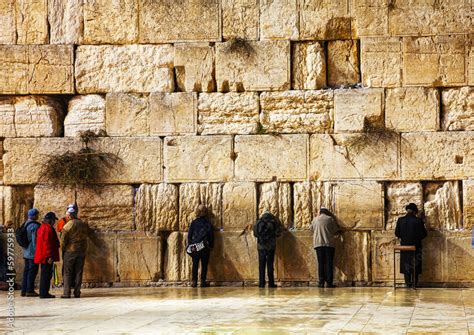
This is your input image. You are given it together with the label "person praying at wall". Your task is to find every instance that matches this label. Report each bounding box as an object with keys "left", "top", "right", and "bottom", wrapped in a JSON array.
[{"left": 395, "top": 203, "right": 427, "bottom": 288}]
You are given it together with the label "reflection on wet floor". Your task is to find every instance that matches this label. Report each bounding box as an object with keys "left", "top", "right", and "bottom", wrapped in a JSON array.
[{"left": 2, "top": 287, "right": 474, "bottom": 334}]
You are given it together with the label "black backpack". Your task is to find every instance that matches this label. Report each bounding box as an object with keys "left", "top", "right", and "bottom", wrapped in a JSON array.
[
  {"left": 15, "top": 221, "right": 38, "bottom": 248},
  {"left": 257, "top": 218, "right": 274, "bottom": 243}
]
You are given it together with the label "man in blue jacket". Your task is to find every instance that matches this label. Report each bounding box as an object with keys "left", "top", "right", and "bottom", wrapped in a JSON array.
[{"left": 21, "top": 208, "right": 41, "bottom": 297}]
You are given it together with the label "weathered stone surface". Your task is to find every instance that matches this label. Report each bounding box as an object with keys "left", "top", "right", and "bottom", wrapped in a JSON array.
[
  {"left": 401, "top": 132, "right": 474, "bottom": 180},
  {"left": 198, "top": 93, "right": 259, "bottom": 135},
  {"left": 75, "top": 45, "right": 174, "bottom": 93},
  {"left": 260, "top": 0, "right": 299, "bottom": 40},
  {"left": 260, "top": 91, "right": 333, "bottom": 134},
  {"left": 0, "top": 45, "right": 74, "bottom": 94},
  {"left": 334, "top": 231, "right": 369, "bottom": 282},
  {"left": 48, "top": 0, "right": 83, "bottom": 44},
  {"left": 276, "top": 231, "right": 316, "bottom": 281},
  {"left": 34, "top": 184, "right": 135, "bottom": 231},
  {"left": 165, "top": 232, "right": 191, "bottom": 281},
  {"left": 403, "top": 35, "right": 467, "bottom": 87},
  {"left": 0, "top": 0, "right": 15, "bottom": 44},
  {"left": 15, "top": 0, "right": 49, "bottom": 44},
  {"left": 464, "top": 180, "right": 474, "bottom": 230},
  {"left": 334, "top": 181, "right": 384, "bottom": 230},
  {"left": 299, "top": 0, "right": 351, "bottom": 40},
  {"left": 83, "top": 0, "right": 137, "bottom": 44},
  {"left": 208, "top": 232, "right": 259, "bottom": 281},
  {"left": 386, "top": 182, "right": 423, "bottom": 230},
  {"left": 386, "top": 88, "right": 439, "bottom": 132},
  {"left": 117, "top": 235, "right": 162, "bottom": 281},
  {"left": 0, "top": 96, "right": 63, "bottom": 137},
  {"left": 83, "top": 233, "right": 116, "bottom": 283},
  {"left": 292, "top": 42, "right": 326, "bottom": 90},
  {"left": 389, "top": 0, "right": 472, "bottom": 36},
  {"left": 105, "top": 93, "right": 148, "bottom": 136},
  {"left": 216, "top": 40, "right": 290, "bottom": 92},
  {"left": 222, "top": 182, "right": 257, "bottom": 231},
  {"left": 3, "top": 186, "right": 33, "bottom": 227},
  {"left": 351, "top": 0, "right": 388, "bottom": 37},
  {"left": 469, "top": 45, "right": 474, "bottom": 85},
  {"left": 135, "top": 183, "right": 179, "bottom": 233},
  {"left": 65, "top": 95, "right": 105, "bottom": 137},
  {"left": 293, "top": 181, "right": 334, "bottom": 230},
  {"left": 445, "top": 232, "right": 474, "bottom": 282},
  {"left": 361, "top": 37, "right": 402, "bottom": 87},
  {"left": 310, "top": 133, "right": 399, "bottom": 180},
  {"left": 175, "top": 43, "right": 215, "bottom": 92},
  {"left": 441, "top": 87, "right": 474, "bottom": 131},
  {"left": 334, "top": 88, "right": 384, "bottom": 132},
  {"left": 235, "top": 135, "right": 308, "bottom": 181},
  {"left": 179, "top": 183, "right": 223, "bottom": 231},
  {"left": 164, "top": 136, "right": 233, "bottom": 182},
  {"left": 139, "top": 0, "right": 220, "bottom": 43},
  {"left": 257, "top": 182, "right": 292, "bottom": 229},
  {"left": 328, "top": 40, "right": 360, "bottom": 87},
  {"left": 222, "top": 0, "right": 259, "bottom": 40},
  {"left": 4, "top": 137, "right": 162, "bottom": 184},
  {"left": 424, "top": 182, "right": 462, "bottom": 231}
]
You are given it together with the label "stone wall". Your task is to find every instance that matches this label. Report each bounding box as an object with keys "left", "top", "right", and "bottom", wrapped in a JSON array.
[{"left": 0, "top": 0, "right": 473, "bottom": 287}]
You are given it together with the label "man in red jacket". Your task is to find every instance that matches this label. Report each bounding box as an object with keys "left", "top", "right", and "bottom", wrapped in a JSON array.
[{"left": 34, "top": 212, "right": 60, "bottom": 299}]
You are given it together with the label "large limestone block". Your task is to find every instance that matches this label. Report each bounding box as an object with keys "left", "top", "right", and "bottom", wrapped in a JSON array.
[
  {"left": 386, "top": 182, "right": 423, "bottom": 230},
  {"left": 0, "top": 45, "right": 74, "bottom": 94},
  {"left": 222, "top": 182, "right": 257, "bottom": 231},
  {"left": 3, "top": 186, "right": 34, "bottom": 227},
  {"left": 334, "top": 88, "right": 384, "bottom": 132},
  {"left": 105, "top": 93, "right": 148, "bottom": 136},
  {"left": 117, "top": 235, "right": 162, "bottom": 281},
  {"left": 401, "top": 132, "right": 474, "bottom": 180},
  {"left": 403, "top": 35, "right": 467, "bottom": 87},
  {"left": 389, "top": 0, "right": 472, "bottom": 36},
  {"left": 260, "top": 0, "right": 299, "bottom": 40},
  {"left": 424, "top": 182, "right": 462, "bottom": 231},
  {"left": 75, "top": 45, "right": 174, "bottom": 93},
  {"left": 135, "top": 183, "right": 179, "bottom": 233},
  {"left": 360, "top": 37, "right": 402, "bottom": 87},
  {"left": 216, "top": 40, "right": 290, "bottom": 92},
  {"left": 222, "top": 0, "right": 259, "bottom": 40},
  {"left": 464, "top": 180, "right": 474, "bottom": 230},
  {"left": 83, "top": 0, "right": 138, "bottom": 44},
  {"left": 4, "top": 137, "right": 162, "bottom": 184},
  {"left": 299, "top": 0, "right": 351, "bottom": 40},
  {"left": 386, "top": 88, "right": 439, "bottom": 132},
  {"left": 0, "top": 96, "right": 63, "bottom": 137},
  {"left": 34, "top": 184, "right": 135, "bottom": 231},
  {"left": 327, "top": 40, "right": 360, "bottom": 87},
  {"left": 165, "top": 232, "right": 191, "bottom": 281},
  {"left": 15, "top": 0, "right": 49, "bottom": 44},
  {"left": 0, "top": 0, "right": 16, "bottom": 43},
  {"left": 83, "top": 233, "right": 116, "bottom": 283},
  {"left": 235, "top": 135, "right": 308, "bottom": 181},
  {"left": 260, "top": 91, "right": 333, "bottom": 134},
  {"left": 139, "top": 0, "right": 221, "bottom": 43},
  {"left": 292, "top": 42, "right": 326, "bottom": 90},
  {"left": 198, "top": 93, "right": 259, "bottom": 135},
  {"left": 276, "top": 231, "right": 317, "bottom": 281},
  {"left": 178, "top": 183, "right": 223, "bottom": 231},
  {"left": 207, "top": 232, "right": 259, "bottom": 281},
  {"left": 335, "top": 231, "right": 369, "bottom": 283},
  {"left": 164, "top": 136, "right": 233, "bottom": 182},
  {"left": 174, "top": 43, "right": 215, "bottom": 92},
  {"left": 445, "top": 232, "right": 474, "bottom": 282},
  {"left": 48, "top": 0, "right": 83, "bottom": 44},
  {"left": 65, "top": 95, "right": 105, "bottom": 137},
  {"left": 334, "top": 182, "right": 384, "bottom": 230},
  {"left": 469, "top": 46, "right": 474, "bottom": 85},
  {"left": 441, "top": 87, "right": 474, "bottom": 131},
  {"left": 310, "top": 133, "right": 399, "bottom": 180},
  {"left": 258, "top": 182, "right": 292, "bottom": 229},
  {"left": 293, "top": 181, "right": 334, "bottom": 230},
  {"left": 351, "top": 0, "right": 388, "bottom": 37}
]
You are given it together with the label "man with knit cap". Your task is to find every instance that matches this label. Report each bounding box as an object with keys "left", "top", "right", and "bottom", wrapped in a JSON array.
[{"left": 21, "top": 208, "right": 41, "bottom": 297}]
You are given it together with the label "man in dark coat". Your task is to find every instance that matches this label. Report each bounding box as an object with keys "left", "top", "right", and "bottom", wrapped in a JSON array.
[
  {"left": 253, "top": 211, "right": 282, "bottom": 288},
  {"left": 395, "top": 203, "right": 427, "bottom": 288}
]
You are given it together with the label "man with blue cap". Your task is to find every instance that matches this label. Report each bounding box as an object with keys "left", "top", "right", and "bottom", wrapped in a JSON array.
[{"left": 21, "top": 208, "right": 41, "bottom": 297}]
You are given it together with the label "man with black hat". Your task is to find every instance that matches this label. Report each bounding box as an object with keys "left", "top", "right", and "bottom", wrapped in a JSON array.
[
  {"left": 34, "top": 212, "right": 60, "bottom": 298},
  {"left": 395, "top": 203, "right": 428, "bottom": 288}
]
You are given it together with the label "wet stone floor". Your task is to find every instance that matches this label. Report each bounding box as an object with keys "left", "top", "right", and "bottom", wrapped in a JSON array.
[{"left": 2, "top": 287, "right": 474, "bottom": 334}]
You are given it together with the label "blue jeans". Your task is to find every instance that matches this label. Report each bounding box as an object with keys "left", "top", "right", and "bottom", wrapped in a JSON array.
[{"left": 22, "top": 258, "right": 38, "bottom": 294}]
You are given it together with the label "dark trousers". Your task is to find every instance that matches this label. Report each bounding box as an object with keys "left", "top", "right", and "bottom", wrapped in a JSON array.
[
  {"left": 63, "top": 252, "right": 86, "bottom": 297},
  {"left": 404, "top": 272, "right": 420, "bottom": 287},
  {"left": 315, "top": 247, "right": 335, "bottom": 285},
  {"left": 22, "top": 258, "right": 39, "bottom": 294},
  {"left": 192, "top": 249, "right": 210, "bottom": 284},
  {"left": 258, "top": 249, "right": 275, "bottom": 287},
  {"left": 39, "top": 263, "right": 53, "bottom": 297}
]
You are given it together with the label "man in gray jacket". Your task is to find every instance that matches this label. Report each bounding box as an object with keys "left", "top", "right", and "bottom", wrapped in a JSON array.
[{"left": 311, "top": 208, "right": 339, "bottom": 288}]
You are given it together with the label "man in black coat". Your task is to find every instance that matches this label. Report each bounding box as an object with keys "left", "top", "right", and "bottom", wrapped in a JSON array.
[{"left": 395, "top": 203, "right": 427, "bottom": 288}]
